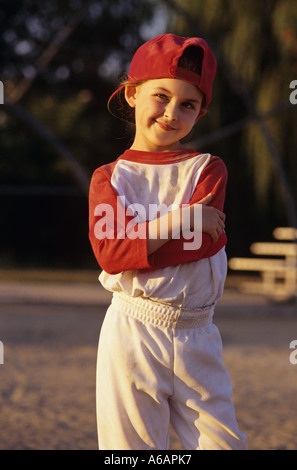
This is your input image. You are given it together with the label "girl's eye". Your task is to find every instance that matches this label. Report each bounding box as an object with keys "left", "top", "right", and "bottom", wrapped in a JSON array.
[
  {"left": 182, "top": 101, "right": 194, "bottom": 110},
  {"left": 156, "top": 94, "right": 168, "bottom": 100}
]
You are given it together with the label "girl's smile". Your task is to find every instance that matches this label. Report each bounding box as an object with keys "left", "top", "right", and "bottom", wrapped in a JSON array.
[{"left": 155, "top": 119, "right": 177, "bottom": 132}]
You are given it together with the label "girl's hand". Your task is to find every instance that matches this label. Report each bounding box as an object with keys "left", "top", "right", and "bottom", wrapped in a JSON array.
[{"left": 191, "top": 193, "right": 226, "bottom": 243}]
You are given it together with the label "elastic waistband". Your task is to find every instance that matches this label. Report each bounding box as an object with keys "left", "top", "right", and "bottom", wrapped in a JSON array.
[{"left": 112, "top": 292, "right": 214, "bottom": 329}]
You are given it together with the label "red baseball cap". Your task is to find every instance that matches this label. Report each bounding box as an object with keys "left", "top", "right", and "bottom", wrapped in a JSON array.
[{"left": 107, "top": 33, "right": 217, "bottom": 121}]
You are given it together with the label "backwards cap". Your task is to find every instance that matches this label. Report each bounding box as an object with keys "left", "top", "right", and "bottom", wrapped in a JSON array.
[{"left": 108, "top": 33, "right": 217, "bottom": 121}]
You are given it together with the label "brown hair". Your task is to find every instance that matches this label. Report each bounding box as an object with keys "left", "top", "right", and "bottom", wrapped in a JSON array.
[
  {"left": 178, "top": 45, "right": 204, "bottom": 75},
  {"left": 107, "top": 75, "right": 145, "bottom": 124}
]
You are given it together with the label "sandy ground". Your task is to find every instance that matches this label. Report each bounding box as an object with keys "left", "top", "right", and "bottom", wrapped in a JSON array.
[{"left": 0, "top": 275, "right": 296, "bottom": 450}]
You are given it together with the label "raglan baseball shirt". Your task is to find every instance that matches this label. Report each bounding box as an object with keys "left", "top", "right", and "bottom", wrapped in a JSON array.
[{"left": 89, "top": 148, "right": 228, "bottom": 308}]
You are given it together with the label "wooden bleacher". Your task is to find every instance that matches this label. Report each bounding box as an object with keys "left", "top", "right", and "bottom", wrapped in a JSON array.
[{"left": 228, "top": 227, "right": 297, "bottom": 301}]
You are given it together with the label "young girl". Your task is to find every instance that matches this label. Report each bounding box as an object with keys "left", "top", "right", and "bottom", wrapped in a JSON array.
[{"left": 89, "top": 33, "right": 247, "bottom": 450}]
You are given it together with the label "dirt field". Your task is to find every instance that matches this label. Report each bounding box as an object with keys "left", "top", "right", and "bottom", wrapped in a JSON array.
[{"left": 0, "top": 274, "right": 296, "bottom": 450}]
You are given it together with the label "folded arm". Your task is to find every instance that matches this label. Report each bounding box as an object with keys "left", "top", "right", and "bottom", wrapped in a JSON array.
[
  {"left": 89, "top": 157, "right": 227, "bottom": 274},
  {"left": 145, "top": 156, "right": 228, "bottom": 271}
]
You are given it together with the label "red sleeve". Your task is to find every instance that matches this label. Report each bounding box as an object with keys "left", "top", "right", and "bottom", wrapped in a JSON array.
[
  {"left": 89, "top": 163, "right": 152, "bottom": 274},
  {"left": 141, "top": 156, "right": 228, "bottom": 272}
]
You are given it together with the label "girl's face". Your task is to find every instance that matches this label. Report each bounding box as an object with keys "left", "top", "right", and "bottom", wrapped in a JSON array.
[{"left": 125, "top": 78, "right": 203, "bottom": 152}]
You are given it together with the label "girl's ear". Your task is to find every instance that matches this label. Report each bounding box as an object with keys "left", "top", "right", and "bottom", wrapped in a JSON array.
[{"left": 124, "top": 84, "right": 138, "bottom": 108}]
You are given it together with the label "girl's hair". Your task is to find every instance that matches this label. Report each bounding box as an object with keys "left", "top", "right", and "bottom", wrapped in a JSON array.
[
  {"left": 110, "top": 45, "right": 205, "bottom": 124},
  {"left": 178, "top": 45, "right": 204, "bottom": 76},
  {"left": 109, "top": 77, "right": 144, "bottom": 124}
]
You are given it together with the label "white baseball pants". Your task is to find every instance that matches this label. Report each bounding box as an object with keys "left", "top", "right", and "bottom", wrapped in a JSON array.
[{"left": 96, "top": 292, "right": 247, "bottom": 450}]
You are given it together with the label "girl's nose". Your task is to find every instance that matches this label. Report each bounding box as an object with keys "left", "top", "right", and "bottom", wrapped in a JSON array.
[{"left": 164, "top": 101, "right": 178, "bottom": 121}]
